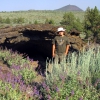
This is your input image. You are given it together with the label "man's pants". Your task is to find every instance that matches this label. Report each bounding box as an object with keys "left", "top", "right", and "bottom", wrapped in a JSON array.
[
  {"left": 47, "top": 53, "right": 66, "bottom": 73},
  {"left": 54, "top": 53, "right": 66, "bottom": 64}
]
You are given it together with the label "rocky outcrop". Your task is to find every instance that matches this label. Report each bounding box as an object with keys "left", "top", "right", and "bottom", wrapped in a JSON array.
[
  {"left": 0, "top": 24, "right": 55, "bottom": 43},
  {"left": 66, "top": 29, "right": 86, "bottom": 51},
  {"left": 0, "top": 24, "right": 86, "bottom": 58}
]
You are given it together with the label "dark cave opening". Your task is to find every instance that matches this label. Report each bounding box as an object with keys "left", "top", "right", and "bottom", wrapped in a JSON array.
[
  {"left": 0, "top": 30, "right": 53, "bottom": 62},
  {"left": 20, "top": 30, "right": 53, "bottom": 61},
  {"left": 15, "top": 41, "right": 52, "bottom": 61}
]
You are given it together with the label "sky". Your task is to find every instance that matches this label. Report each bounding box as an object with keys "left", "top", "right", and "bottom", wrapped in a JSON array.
[{"left": 0, "top": 0, "right": 100, "bottom": 12}]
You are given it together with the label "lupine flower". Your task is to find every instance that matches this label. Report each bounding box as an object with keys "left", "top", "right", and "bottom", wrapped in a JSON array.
[
  {"left": 42, "top": 82, "right": 47, "bottom": 89},
  {"left": 94, "top": 79, "right": 100, "bottom": 87},
  {"left": 19, "top": 84, "right": 26, "bottom": 92},
  {"left": 39, "top": 94, "right": 43, "bottom": 99},
  {"left": 12, "top": 83, "right": 15, "bottom": 89},
  {"left": 56, "top": 87, "right": 60, "bottom": 92},
  {"left": 77, "top": 70, "right": 81, "bottom": 76},
  {"left": 33, "top": 86, "right": 39, "bottom": 96},
  {"left": 26, "top": 85, "right": 33, "bottom": 96},
  {"left": 27, "top": 56, "right": 30, "bottom": 60},
  {"left": 71, "top": 90, "right": 74, "bottom": 96},
  {"left": 79, "top": 96, "right": 83, "bottom": 100},
  {"left": 46, "top": 86, "right": 50, "bottom": 92},
  {"left": 6, "top": 86, "right": 9, "bottom": 91},
  {"left": 18, "top": 74, "right": 22, "bottom": 80},
  {"left": 59, "top": 74, "right": 66, "bottom": 82},
  {"left": 85, "top": 77, "right": 90, "bottom": 86},
  {"left": 47, "top": 94, "right": 51, "bottom": 100},
  {"left": 66, "top": 96, "right": 69, "bottom": 100}
]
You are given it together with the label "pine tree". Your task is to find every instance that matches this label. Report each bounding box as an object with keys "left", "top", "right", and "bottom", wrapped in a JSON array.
[
  {"left": 84, "top": 6, "right": 100, "bottom": 42},
  {"left": 60, "top": 12, "right": 83, "bottom": 33}
]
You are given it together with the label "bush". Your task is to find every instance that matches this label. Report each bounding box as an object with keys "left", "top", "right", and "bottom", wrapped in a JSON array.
[
  {"left": 60, "top": 12, "right": 83, "bottom": 33},
  {"left": 4, "top": 17, "right": 11, "bottom": 24},
  {"left": 34, "top": 20, "right": 38, "bottom": 24},
  {"left": 44, "top": 46, "right": 100, "bottom": 99},
  {"left": 45, "top": 18, "right": 54, "bottom": 24},
  {"left": 84, "top": 6, "right": 100, "bottom": 41},
  {"left": 0, "top": 45, "right": 100, "bottom": 99}
]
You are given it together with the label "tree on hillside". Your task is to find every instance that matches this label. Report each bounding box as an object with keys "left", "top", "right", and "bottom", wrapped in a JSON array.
[
  {"left": 45, "top": 18, "right": 54, "bottom": 25},
  {"left": 84, "top": 6, "right": 100, "bottom": 42},
  {"left": 60, "top": 12, "right": 83, "bottom": 33}
]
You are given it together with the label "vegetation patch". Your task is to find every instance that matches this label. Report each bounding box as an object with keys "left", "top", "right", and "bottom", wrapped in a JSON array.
[{"left": 0, "top": 45, "right": 100, "bottom": 99}]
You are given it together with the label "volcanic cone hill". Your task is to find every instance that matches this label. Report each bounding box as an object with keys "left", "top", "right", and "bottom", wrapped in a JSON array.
[{"left": 55, "top": 4, "right": 83, "bottom": 11}]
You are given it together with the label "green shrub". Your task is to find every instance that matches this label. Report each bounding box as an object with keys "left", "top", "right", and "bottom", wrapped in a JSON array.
[
  {"left": 60, "top": 12, "right": 83, "bottom": 32},
  {"left": 45, "top": 18, "right": 54, "bottom": 24},
  {"left": 44, "top": 46, "right": 100, "bottom": 99},
  {"left": 4, "top": 17, "right": 11, "bottom": 24}
]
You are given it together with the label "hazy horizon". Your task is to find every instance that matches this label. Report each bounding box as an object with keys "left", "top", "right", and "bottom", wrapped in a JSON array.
[{"left": 0, "top": 0, "right": 100, "bottom": 12}]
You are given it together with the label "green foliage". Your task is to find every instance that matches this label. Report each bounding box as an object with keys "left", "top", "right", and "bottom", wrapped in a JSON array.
[
  {"left": 0, "top": 16, "right": 3, "bottom": 23},
  {"left": 45, "top": 18, "right": 49, "bottom": 24},
  {"left": 4, "top": 17, "right": 11, "bottom": 24},
  {"left": 0, "top": 81, "right": 23, "bottom": 100},
  {"left": 84, "top": 6, "right": 100, "bottom": 41},
  {"left": 60, "top": 12, "right": 83, "bottom": 32},
  {"left": 74, "top": 18, "right": 83, "bottom": 31},
  {"left": 17, "top": 17, "right": 25, "bottom": 24},
  {"left": 45, "top": 46, "right": 100, "bottom": 99},
  {"left": 1, "top": 9, "right": 100, "bottom": 99},
  {"left": 0, "top": 50, "right": 27, "bottom": 66},
  {"left": 0, "top": 48, "right": 38, "bottom": 100},
  {"left": 45, "top": 18, "right": 55, "bottom": 24},
  {"left": 49, "top": 19, "right": 55, "bottom": 24},
  {"left": 0, "top": 10, "right": 85, "bottom": 26},
  {"left": 18, "top": 66, "right": 36, "bottom": 84},
  {"left": 0, "top": 48, "right": 37, "bottom": 84},
  {"left": 0, "top": 16, "right": 25, "bottom": 24},
  {"left": 13, "top": 18, "right": 18, "bottom": 23},
  {"left": 34, "top": 20, "right": 38, "bottom": 24},
  {"left": 0, "top": 46, "right": 100, "bottom": 99}
]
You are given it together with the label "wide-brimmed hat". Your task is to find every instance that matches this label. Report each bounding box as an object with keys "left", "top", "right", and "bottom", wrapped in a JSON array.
[{"left": 57, "top": 27, "right": 66, "bottom": 32}]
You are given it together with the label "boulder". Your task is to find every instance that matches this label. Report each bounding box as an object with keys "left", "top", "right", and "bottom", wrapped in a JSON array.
[{"left": 0, "top": 24, "right": 86, "bottom": 57}]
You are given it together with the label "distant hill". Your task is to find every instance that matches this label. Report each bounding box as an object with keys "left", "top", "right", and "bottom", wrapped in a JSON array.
[{"left": 55, "top": 5, "right": 83, "bottom": 11}]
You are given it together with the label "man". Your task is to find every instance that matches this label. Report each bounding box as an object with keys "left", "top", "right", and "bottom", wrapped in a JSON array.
[{"left": 52, "top": 27, "right": 70, "bottom": 63}]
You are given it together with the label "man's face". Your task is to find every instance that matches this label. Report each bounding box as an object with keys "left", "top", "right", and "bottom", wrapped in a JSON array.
[{"left": 58, "top": 31, "right": 64, "bottom": 36}]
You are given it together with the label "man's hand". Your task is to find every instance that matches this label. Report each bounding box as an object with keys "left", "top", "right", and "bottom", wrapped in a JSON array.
[
  {"left": 52, "top": 53, "right": 55, "bottom": 58},
  {"left": 64, "top": 53, "right": 67, "bottom": 56},
  {"left": 65, "top": 45, "right": 70, "bottom": 56},
  {"left": 52, "top": 44, "right": 55, "bottom": 58}
]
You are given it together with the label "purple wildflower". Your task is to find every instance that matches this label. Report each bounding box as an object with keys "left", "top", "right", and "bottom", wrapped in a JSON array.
[
  {"left": 56, "top": 87, "right": 60, "bottom": 92},
  {"left": 33, "top": 86, "right": 39, "bottom": 96},
  {"left": 27, "top": 56, "right": 29, "bottom": 60},
  {"left": 77, "top": 70, "right": 81, "bottom": 76},
  {"left": 47, "top": 94, "right": 51, "bottom": 100},
  {"left": 46, "top": 86, "right": 50, "bottom": 92},
  {"left": 39, "top": 94, "right": 43, "bottom": 99},
  {"left": 66, "top": 96, "right": 69, "bottom": 100},
  {"left": 60, "top": 74, "right": 66, "bottom": 82},
  {"left": 79, "top": 96, "right": 83, "bottom": 100},
  {"left": 71, "top": 90, "right": 74, "bottom": 96},
  {"left": 42, "top": 82, "right": 47, "bottom": 89},
  {"left": 94, "top": 79, "right": 100, "bottom": 87},
  {"left": 12, "top": 83, "right": 15, "bottom": 89}
]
